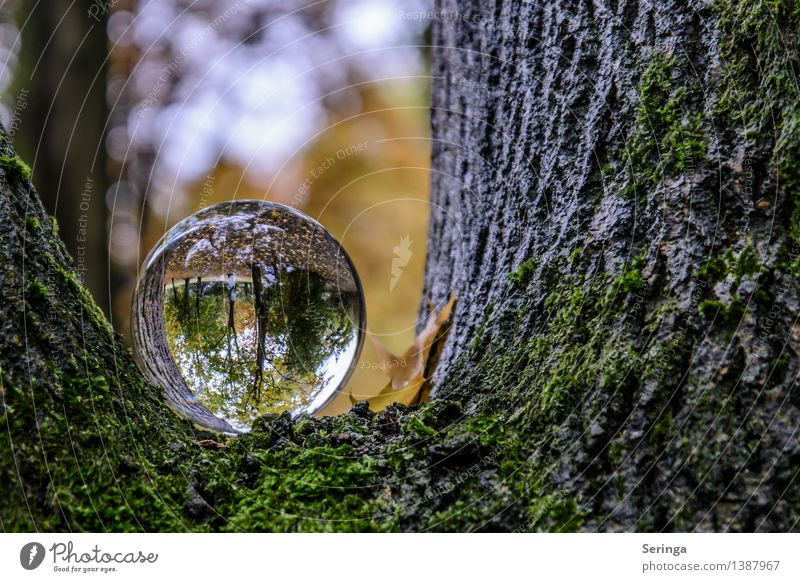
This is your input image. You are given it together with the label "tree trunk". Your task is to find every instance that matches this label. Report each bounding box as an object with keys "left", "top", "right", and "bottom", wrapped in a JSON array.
[
  {"left": 13, "top": 0, "right": 110, "bottom": 315},
  {"left": 1, "top": 0, "right": 798, "bottom": 532}
]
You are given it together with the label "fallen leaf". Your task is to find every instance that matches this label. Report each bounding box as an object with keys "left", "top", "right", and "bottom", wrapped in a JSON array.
[
  {"left": 352, "top": 294, "right": 456, "bottom": 412},
  {"left": 197, "top": 439, "right": 226, "bottom": 450}
]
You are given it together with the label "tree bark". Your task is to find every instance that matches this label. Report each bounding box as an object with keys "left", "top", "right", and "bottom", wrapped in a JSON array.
[{"left": 1, "top": 0, "right": 799, "bottom": 532}]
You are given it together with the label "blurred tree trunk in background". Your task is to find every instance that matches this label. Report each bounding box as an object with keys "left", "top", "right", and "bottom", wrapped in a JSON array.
[
  {"left": 13, "top": 0, "right": 109, "bottom": 314},
  {"left": 0, "top": 0, "right": 799, "bottom": 532}
]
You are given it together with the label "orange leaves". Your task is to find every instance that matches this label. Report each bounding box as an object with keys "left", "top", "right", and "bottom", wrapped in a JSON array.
[{"left": 350, "top": 295, "right": 456, "bottom": 412}]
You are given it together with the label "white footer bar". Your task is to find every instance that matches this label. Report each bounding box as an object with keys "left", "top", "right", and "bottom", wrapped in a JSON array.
[{"left": 1, "top": 533, "right": 797, "bottom": 581}]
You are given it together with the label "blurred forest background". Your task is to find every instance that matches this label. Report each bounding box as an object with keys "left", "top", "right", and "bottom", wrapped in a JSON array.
[{"left": 0, "top": 0, "right": 433, "bottom": 414}]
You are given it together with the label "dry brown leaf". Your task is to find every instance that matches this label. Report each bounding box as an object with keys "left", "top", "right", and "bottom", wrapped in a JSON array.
[
  {"left": 351, "top": 294, "right": 456, "bottom": 412},
  {"left": 197, "top": 439, "right": 226, "bottom": 450}
]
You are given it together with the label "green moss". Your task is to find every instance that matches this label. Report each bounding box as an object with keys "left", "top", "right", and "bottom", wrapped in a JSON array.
[
  {"left": 608, "top": 252, "right": 647, "bottom": 295},
  {"left": 222, "top": 443, "right": 393, "bottom": 532},
  {"left": 569, "top": 247, "right": 583, "bottom": 268},
  {"left": 698, "top": 298, "right": 746, "bottom": 325},
  {"left": 508, "top": 258, "right": 538, "bottom": 288},
  {"left": 0, "top": 155, "right": 32, "bottom": 181},
  {"left": 53, "top": 262, "right": 115, "bottom": 339},
  {"left": 695, "top": 244, "right": 761, "bottom": 288},
  {"left": 734, "top": 243, "right": 762, "bottom": 280},
  {"left": 698, "top": 299, "right": 723, "bottom": 318},
  {"left": 754, "top": 289, "right": 770, "bottom": 302},
  {"left": 25, "top": 215, "right": 40, "bottom": 231},
  {"left": 497, "top": 254, "right": 655, "bottom": 429},
  {"left": 698, "top": 256, "right": 728, "bottom": 282},
  {"left": 469, "top": 303, "right": 494, "bottom": 351},
  {"left": 651, "top": 410, "right": 674, "bottom": 441},
  {"left": 27, "top": 280, "right": 48, "bottom": 301},
  {"left": 418, "top": 250, "right": 679, "bottom": 530},
  {"left": 524, "top": 494, "right": 586, "bottom": 532},
  {"left": 622, "top": 53, "right": 707, "bottom": 198},
  {"left": 0, "top": 352, "right": 191, "bottom": 531},
  {"left": 713, "top": 0, "right": 800, "bottom": 250},
  {"left": 403, "top": 414, "right": 438, "bottom": 439},
  {"left": 462, "top": 414, "right": 512, "bottom": 448}
]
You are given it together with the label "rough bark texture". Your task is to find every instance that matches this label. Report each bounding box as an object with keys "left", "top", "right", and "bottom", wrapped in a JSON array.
[
  {"left": 1, "top": 0, "right": 799, "bottom": 532},
  {"left": 421, "top": 0, "right": 800, "bottom": 531}
]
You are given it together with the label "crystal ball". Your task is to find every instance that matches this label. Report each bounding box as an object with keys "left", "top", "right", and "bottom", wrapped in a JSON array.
[{"left": 131, "top": 200, "right": 365, "bottom": 433}]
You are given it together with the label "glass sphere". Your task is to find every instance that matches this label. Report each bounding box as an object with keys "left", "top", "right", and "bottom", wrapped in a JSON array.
[{"left": 131, "top": 200, "right": 365, "bottom": 433}]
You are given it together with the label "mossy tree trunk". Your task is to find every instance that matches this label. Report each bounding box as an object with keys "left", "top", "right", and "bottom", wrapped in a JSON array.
[{"left": 1, "top": 0, "right": 799, "bottom": 532}]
